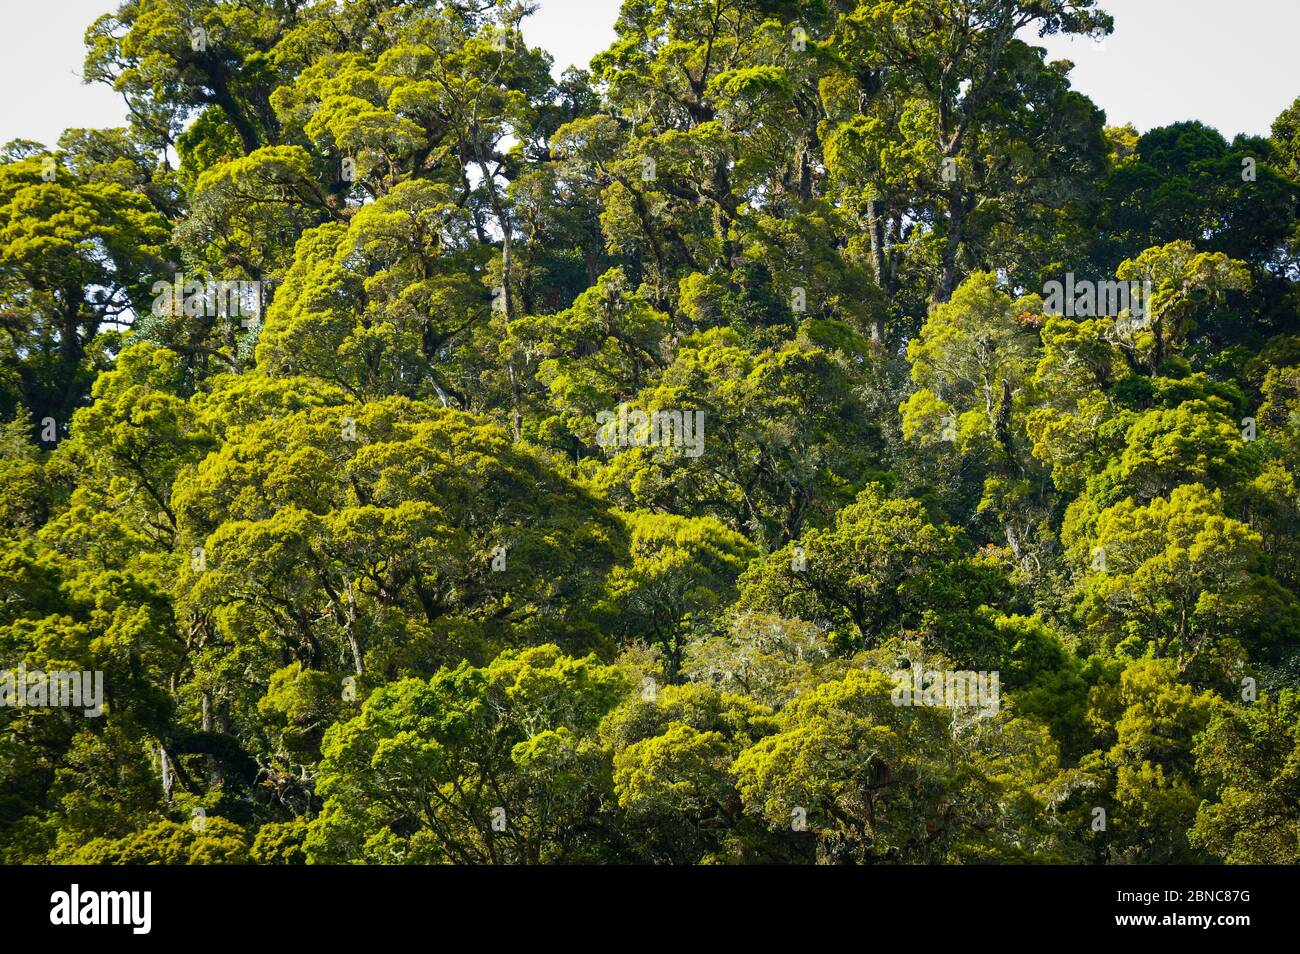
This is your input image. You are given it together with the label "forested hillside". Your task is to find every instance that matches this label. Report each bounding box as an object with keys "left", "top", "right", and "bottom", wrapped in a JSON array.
[{"left": 2, "top": 0, "right": 1299, "bottom": 865}]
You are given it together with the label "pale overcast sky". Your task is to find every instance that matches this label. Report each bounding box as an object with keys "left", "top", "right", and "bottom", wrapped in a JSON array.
[{"left": 0, "top": 0, "right": 1296, "bottom": 149}]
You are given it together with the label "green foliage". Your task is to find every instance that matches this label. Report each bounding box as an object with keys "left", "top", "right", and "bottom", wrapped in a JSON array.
[
  {"left": 1, "top": 0, "right": 1298, "bottom": 865},
  {"left": 307, "top": 645, "right": 628, "bottom": 864},
  {"left": 1191, "top": 690, "right": 1300, "bottom": 863},
  {"left": 736, "top": 485, "right": 1007, "bottom": 664}
]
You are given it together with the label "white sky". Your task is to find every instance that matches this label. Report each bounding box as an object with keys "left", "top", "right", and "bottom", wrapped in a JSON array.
[{"left": 0, "top": 0, "right": 1296, "bottom": 149}]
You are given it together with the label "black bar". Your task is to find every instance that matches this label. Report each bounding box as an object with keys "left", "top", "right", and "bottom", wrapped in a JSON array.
[{"left": 0, "top": 864, "right": 1281, "bottom": 941}]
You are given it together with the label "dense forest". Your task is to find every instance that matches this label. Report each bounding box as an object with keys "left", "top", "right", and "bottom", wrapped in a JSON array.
[{"left": 1, "top": 0, "right": 1299, "bottom": 865}]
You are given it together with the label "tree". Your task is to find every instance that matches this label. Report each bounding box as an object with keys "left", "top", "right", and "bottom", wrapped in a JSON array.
[
  {"left": 1072, "top": 659, "right": 1221, "bottom": 863},
  {"left": 307, "top": 645, "right": 628, "bottom": 864},
  {"left": 735, "top": 485, "right": 1006, "bottom": 664},
  {"left": 600, "top": 510, "right": 757, "bottom": 679},
  {"left": 732, "top": 667, "right": 1070, "bottom": 863},
  {"left": 899, "top": 271, "right": 1048, "bottom": 567},
  {"left": 601, "top": 681, "right": 778, "bottom": 863},
  {"left": 2, "top": 0, "right": 1299, "bottom": 868},
  {"left": 1192, "top": 690, "right": 1300, "bottom": 864},
  {"left": 84, "top": 0, "right": 294, "bottom": 153},
  {"left": 0, "top": 154, "right": 168, "bottom": 428},
  {"left": 826, "top": 0, "right": 1111, "bottom": 303},
  {"left": 1113, "top": 242, "right": 1252, "bottom": 373},
  {"left": 1074, "top": 484, "right": 1299, "bottom": 676},
  {"left": 592, "top": 326, "right": 881, "bottom": 546},
  {"left": 174, "top": 397, "right": 626, "bottom": 675}
]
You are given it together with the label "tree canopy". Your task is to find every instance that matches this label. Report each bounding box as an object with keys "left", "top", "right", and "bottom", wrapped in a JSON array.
[{"left": 2, "top": 0, "right": 1299, "bottom": 865}]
